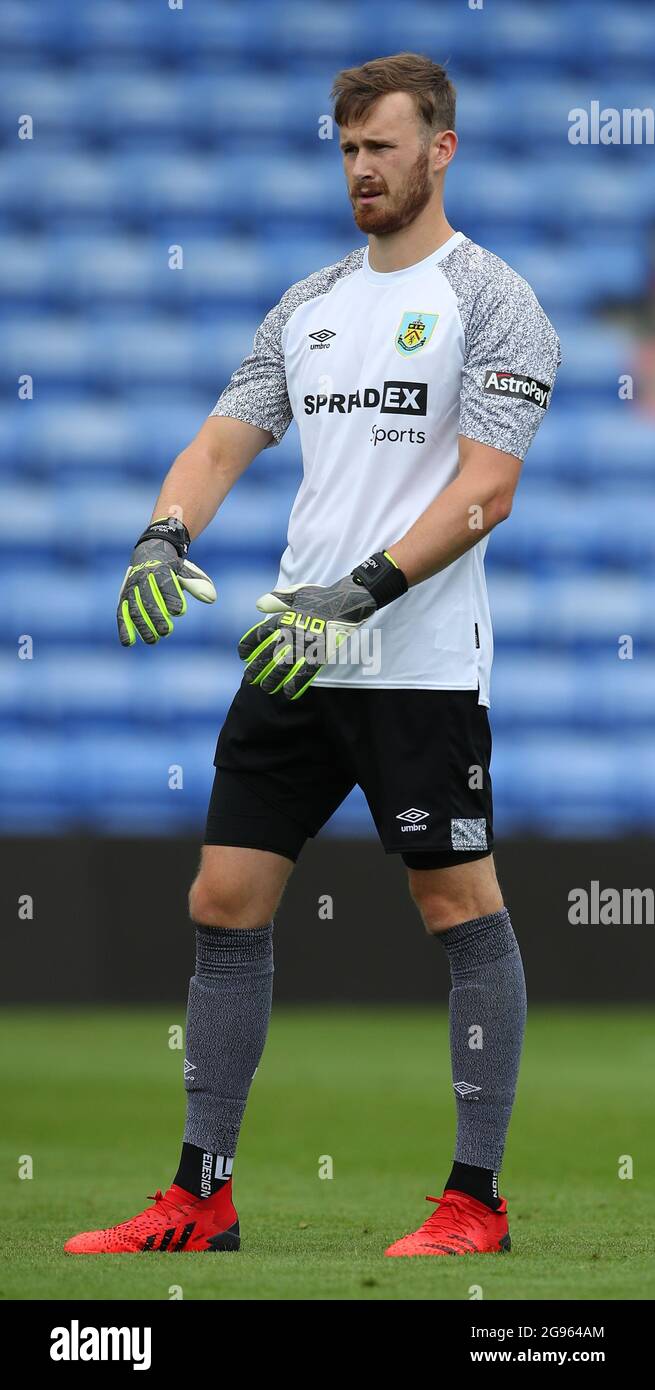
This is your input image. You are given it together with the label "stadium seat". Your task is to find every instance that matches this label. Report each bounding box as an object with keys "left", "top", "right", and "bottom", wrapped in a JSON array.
[{"left": 2, "top": 0, "right": 654, "bottom": 833}]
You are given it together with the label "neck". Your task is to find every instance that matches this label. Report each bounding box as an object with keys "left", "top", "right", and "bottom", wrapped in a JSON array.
[{"left": 367, "top": 202, "right": 455, "bottom": 273}]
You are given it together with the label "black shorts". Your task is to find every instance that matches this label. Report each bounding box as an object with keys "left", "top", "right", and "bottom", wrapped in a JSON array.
[{"left": 205, "top": 678, "right": 493, "bottom": 870}]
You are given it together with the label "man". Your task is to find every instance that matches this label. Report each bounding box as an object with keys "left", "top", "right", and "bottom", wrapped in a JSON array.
[{"left": 65, "top": 53, "right": 560, "bottom": 1258}]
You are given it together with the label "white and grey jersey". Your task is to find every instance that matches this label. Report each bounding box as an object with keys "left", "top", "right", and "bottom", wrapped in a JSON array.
[
  {"left": 213, "top": 248, "right": 365, "bottom": 444},
  {"left": 211, "top": 231, "right": 560, "bottom": 702}
]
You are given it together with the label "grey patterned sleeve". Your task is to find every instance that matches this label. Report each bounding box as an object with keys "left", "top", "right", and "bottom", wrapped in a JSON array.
[
  {"left": 460, "top": 266, "right": 561, "bottom": 460},
  {"left": 442, "top": 242, "right": 561, "bottom": 461},
  {"left": 209, "top": 300, "right": 292, "bottom": 447},
  {"left": 209, "top": 248, "right": 364, "bottom": 448}
]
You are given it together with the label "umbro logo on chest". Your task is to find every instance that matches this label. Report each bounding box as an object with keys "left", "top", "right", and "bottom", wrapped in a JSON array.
[{"left": 308, "top": 329, "right": 336, "bottom": 349}]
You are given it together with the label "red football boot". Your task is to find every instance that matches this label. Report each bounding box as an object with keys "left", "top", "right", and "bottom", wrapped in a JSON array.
[
  {"left": 385, "top": 1189, "right": 510, "bottom": 1257},
  {"left": 64, "top": 1181, "right": 240, "bottom": 1254}
]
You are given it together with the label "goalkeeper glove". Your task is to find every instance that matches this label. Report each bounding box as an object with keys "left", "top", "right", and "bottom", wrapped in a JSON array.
[
  {"left": 117, "top": 516, "right": 216, "bottom": 646},
  {"left": 238, "top": 550, "right": 408, "bottom": 699}
]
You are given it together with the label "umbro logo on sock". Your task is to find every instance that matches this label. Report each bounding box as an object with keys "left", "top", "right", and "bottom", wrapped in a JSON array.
[
  {"left": 453, "top": 1081, "right": 482, "bottom": 1099},
  {"left": 183, "top": 1058, "right": 196, "bottom": 1079}
]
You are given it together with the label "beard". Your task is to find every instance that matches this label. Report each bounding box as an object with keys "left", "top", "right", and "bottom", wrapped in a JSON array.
[{"left": 350, "top": 149, "right": 433, "bottom": 235}]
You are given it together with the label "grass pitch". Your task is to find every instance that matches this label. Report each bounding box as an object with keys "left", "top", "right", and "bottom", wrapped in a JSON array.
[{"left": 1, "top": 1006, "right": 653, "bottom": 1301}]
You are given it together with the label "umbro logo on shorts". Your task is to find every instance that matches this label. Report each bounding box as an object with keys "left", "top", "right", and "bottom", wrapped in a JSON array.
[{"left": 396, "top": 807, "right": 430, "bottom": 833}]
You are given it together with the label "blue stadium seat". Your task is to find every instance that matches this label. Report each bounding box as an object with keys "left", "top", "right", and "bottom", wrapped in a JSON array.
[
  {"left": 493, "top": 485, "right": 655, "bottom": 564},
  {"left": 490, "top": 240, "right": 648, "bottom": 310},
  {"left": 491, "top": 655, "right": 655, "bottom": 728},
  {"left": 528, "top": 409, "right": 655, "bottom": 477},
  {"left": 493, "top": 733, "right": 655, "bottom": 833},
  {"left": 2, "top": 0, "right": 655, "bottom": 834},
  {"left": 488, "top": 574, "right": 655, "bottom": 646}
]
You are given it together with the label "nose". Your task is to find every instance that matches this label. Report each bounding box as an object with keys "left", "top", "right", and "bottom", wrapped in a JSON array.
[{"left": 352, "top": 151, "right": 377, "bottom": 181}]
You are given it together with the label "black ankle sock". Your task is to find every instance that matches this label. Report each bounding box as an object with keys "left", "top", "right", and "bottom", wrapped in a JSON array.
[
  {"left": 174, "top": 1142, "right": 233, "bottom": 1200},
  {"left": 445, "top": 1160, "right": 502, "bottom": 1211}
]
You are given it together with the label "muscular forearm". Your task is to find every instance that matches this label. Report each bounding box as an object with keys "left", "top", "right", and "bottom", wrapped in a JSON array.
[
  {"left": 149, "top": 416, "right": 272, "bottom": 540},
  {"left": 386, "top": 469, "right": 511, "bottom": 588},
  {"left": 386, "top": 438, "right": 521, "bottom": 587},
  {"left": 149, "top": 446, "right": 238, "bottom": 539}
]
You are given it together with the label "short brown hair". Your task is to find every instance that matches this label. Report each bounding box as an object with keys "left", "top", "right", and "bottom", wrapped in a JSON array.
[{"left": 331, "top": 52, "right": 456, "bottom": 134}]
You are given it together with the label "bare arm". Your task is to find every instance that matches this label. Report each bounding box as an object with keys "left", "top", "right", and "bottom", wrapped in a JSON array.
[
  {"left": 386, "top": 435, "right": 522, "bottom": 586},
  {"left": 149, "top": 415, "right": 274, "bottom": 539}
]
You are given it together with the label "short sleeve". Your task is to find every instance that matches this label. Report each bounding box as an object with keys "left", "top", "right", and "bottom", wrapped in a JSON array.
[
  {"left": 459, "top": 272, "right": 561, "bottom": 461},
  {"left": 209, "top": 300, "right": 293, "bottom": 447}
]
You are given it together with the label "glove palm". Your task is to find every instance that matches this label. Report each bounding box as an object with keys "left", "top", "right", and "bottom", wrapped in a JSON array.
[
  {"left": 118, "top": 537, "right": 216, "bottom": 646},
  {"left": 238, "top": 576, "right": 377, "bottom": 699}
]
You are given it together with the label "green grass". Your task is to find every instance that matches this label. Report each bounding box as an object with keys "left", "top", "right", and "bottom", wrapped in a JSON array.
[{"left": 1, "top": 1007, "right": 653, "bottom": 1300}]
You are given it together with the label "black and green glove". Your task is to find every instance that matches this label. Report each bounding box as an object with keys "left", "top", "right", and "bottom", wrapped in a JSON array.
[
  {"left": 117, "top": 516, "right": 216, "bottom": 646},
  {"left": 238, "top": 550, "right": 408, "bottom": 699}
]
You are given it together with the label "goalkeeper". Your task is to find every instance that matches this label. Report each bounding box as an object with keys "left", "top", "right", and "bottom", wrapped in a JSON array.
[{"left": 65, "top": 53, "right": 559, "bottom": 1260}]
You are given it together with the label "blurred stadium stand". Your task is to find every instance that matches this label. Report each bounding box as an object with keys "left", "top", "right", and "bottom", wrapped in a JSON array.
[{"left": 2, "top": 0, "right": 654, "bottom": 836}]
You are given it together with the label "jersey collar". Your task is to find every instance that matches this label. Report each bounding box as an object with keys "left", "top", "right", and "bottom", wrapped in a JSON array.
[{"left": 362, "top": 230, "right": 465, "bottom": 283}]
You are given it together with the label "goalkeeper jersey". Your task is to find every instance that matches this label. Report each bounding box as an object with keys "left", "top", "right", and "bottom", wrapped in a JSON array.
[{"left": 211, "top": 230, "right": 560, "bottom": 704}]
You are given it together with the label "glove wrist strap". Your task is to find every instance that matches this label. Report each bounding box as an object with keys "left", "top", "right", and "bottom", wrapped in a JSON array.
[
  {"left": 136, "top": 515, "right": 191, "bottom": 558},
  {"left": 351, "top": 550, "right": 408, "bottom": 609}
]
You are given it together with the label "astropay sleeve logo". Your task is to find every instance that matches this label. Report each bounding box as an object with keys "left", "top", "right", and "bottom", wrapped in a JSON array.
[{"left": 483, "top": 370, "right": 550, "bottom": 409}]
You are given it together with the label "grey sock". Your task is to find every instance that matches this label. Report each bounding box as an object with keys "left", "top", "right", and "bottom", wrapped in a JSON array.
[
  {"left": 183, "top": 922, "right": 274, "bottom": 1157},
  {"left": 438, "top": 907, "right": 526, "bottom": 1172}
]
